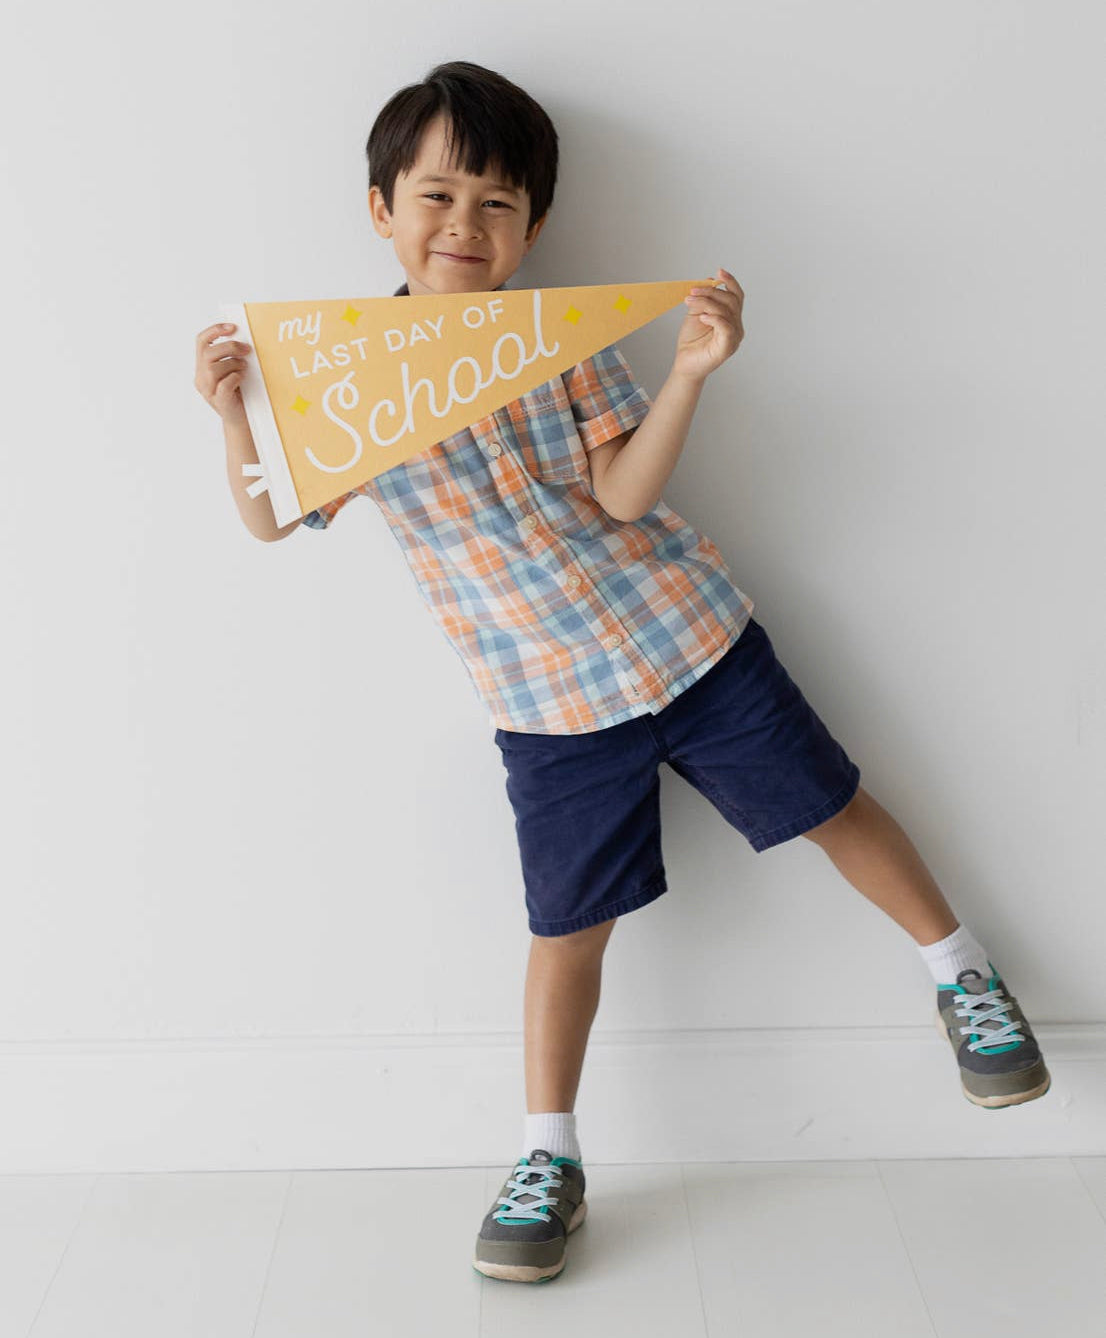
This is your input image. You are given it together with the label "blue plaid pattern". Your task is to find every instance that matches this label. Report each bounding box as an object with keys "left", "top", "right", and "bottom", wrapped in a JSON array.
[{"left": 302, "top": 296, "right": 754, "bottom": 733}]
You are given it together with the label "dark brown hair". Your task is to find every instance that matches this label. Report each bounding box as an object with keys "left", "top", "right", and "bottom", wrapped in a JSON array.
[{"left": 367, "top": 61, "right": 558, "bottom": 231}]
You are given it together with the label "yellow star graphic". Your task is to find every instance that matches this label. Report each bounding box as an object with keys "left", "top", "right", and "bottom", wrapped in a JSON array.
[
  {"left": 291, "top": 395, "right": 311, "bottom": 415},
  {"left": 614, "top": 295, "right": 631, "bottom": 313},
  {"left": 563, "top": 305, "right": 582, "bottom": 324},
  {"left": 341, "top": 304, "right": 361, "bottom": 326}
]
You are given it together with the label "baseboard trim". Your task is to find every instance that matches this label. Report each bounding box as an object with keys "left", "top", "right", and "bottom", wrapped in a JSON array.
[{"left": 2, "top": 1024, "right": 1103, "bottom": 1172}]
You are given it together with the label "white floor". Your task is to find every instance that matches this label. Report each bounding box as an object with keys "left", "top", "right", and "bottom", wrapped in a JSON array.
[{"left": 3, "top": 1157, "right": 1106, "bottom": 1336}]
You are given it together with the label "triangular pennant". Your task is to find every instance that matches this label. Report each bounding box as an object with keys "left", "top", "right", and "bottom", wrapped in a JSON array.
[{"left": 219, "top": 279, "right": 709, "bottom": 526}]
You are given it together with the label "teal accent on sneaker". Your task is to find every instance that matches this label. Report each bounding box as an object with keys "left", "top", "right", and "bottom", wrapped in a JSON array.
[{"left": 937, "top": 969, "right": 1023, "bottom": 1054}]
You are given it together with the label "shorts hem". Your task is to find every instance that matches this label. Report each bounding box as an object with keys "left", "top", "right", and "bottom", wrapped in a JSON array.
[
  {"left": 527, "top": 869, "right": 668, "bottom": 937},
  {"left": 748, "top": 763, "right": 862, "bottom": 853}
]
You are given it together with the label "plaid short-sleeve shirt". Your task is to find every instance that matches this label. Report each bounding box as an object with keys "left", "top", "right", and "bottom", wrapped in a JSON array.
[{"left": 302, "top": 283, "right": 754, "bottom": 734}]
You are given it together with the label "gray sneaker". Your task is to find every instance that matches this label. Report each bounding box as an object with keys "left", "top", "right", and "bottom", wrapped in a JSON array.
[
  {"left": 472, "top": 1148, "right": 587, "bottom": 1282},
  {"left": 935, "top": 965, "right": 1051, "bottom": 1108}
]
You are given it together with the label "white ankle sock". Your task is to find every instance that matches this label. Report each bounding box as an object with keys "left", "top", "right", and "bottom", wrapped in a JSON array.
[
  {"left": 917, "top": 922, "right": 992, "bottom": 986},
  {"left": 522, "top": 1111, "right": 580, "bottom": 1163}
]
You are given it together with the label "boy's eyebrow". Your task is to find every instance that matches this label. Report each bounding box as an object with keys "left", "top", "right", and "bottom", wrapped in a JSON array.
[{"left": 414, "top": 173, "right": 522, "bottom": 196}]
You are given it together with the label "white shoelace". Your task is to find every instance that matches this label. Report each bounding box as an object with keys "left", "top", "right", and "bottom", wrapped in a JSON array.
[
  {"left": 954, "top": 986, "right": 1026, "bottom": 1051},
  {"left": 495, "top": 1162, "right": 563, "bottom": 1222}
]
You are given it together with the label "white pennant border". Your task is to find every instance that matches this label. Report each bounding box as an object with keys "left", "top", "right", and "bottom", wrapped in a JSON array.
[{"left": 218, "top": 302, "right": 302, "bottom": 526}]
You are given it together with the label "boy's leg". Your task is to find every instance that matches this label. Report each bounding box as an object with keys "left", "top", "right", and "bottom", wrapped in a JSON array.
[
  {"left": 802, "top": 782, "right": 1050, "bottom": 1107},
  {"left": 524, "top": 916, "right": 618, "bottom": 1113},
  {"left": 801, "top": 784, "right": 959, "bottom": 945},
  {"left": 473, "top": 918, "right": 615, "bottom": 1282}
]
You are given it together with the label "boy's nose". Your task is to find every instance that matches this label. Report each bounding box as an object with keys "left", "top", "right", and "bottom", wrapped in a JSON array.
[{"left": 448, "top": 207, "right": 484, "bottom": 237}]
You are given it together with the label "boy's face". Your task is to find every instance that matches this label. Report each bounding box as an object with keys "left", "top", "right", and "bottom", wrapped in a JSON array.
[{"left": 369, "top": 114, "right": 547, "bottom": 296}]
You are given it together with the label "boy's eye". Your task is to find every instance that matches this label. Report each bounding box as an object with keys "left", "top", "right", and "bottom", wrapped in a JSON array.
[{"left": 422, "top": 193, "right": 512, "bottom": 209}]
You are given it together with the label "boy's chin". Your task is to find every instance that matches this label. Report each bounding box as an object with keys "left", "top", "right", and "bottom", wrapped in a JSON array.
[{"left": 407, "top": 258, "right": 520, "bottom": 294}]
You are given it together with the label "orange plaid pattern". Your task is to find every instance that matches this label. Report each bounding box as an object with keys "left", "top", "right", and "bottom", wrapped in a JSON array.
[{"left": 303, "top": 319, "right": 754, "bottom": 733}]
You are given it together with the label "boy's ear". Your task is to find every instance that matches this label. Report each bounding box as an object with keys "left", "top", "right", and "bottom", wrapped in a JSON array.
[
  {"left": 368, "top": 185, "right": 392, "bottom": 239},
  {"left": 523, "top": 212, "right": 549, "bottom": 254}
]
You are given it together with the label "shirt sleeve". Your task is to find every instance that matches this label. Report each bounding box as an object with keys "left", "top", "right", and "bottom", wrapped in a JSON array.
[
  {"left": 299, "top": 487, "right": 362, "bottom": 529},
  {"left": 561, "top": 342, "right": 653, "bottom": 451}
]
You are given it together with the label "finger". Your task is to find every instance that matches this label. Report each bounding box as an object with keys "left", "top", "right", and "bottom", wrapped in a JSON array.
[
  {"left": 213, "top": 368, "right": 244, "bottom": 402},
  {"left": 206, "top": 339, "right": 251, "bottom": 365},
  {"left": 212, "top": 355, "right": 249, "bottom": 377},
  {"left": 712, "top": 269, "right": 744, "bottom": 301},
  {"left": 708, "top": 281, "right": 741, "bottom": 309},
  {"left": 202, "top": 357, "right": 249, "bottom": 399},
  {"left": 688, "top": 281, "right": 737, "bottom": 303},
  {"left": 693, "top": 311, "right": 737, "bottom": 339},
  {"left": 198, "top": 322, "right": 237, "bottom": 348},
  {"left": 685, "top": 292, "right": 731, "bottom": 314}
]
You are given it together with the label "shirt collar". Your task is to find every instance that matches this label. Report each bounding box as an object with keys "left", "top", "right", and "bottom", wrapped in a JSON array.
[{"left": 393, "top": 279, "right": 510, "bottom": 297}]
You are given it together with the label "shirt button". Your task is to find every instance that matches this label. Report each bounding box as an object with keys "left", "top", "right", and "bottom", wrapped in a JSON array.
[
  {"left": 487, "top": 440, "right": 503, "bottom": 458},
  {"left": 565, "top": 574, "right": 581, "bottom": 589},
  {"left": 604, "top": 633, "right": 623, "bottom": 650},
  {"left": 520, "top": 513, "right": 538, "bottom": 532}
]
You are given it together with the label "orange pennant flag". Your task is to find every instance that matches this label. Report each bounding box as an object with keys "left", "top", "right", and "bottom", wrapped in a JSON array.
[{"left": 219, "top": 279, "right": 709, "bottom": 526}]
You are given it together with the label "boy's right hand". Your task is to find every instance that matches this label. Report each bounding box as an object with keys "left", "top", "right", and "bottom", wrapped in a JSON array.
[{"left": 194, "top": 322, "right": 252, "bottom": 425}]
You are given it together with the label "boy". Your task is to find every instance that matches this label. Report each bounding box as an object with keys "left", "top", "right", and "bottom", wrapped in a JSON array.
[{"left": 194, "top": 60, "right": 1050, "bottom": 1285}]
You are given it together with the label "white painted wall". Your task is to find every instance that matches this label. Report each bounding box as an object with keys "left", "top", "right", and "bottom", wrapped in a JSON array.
[{"left": 5, "top": 0, "right": 1103, "bottom": 1169}]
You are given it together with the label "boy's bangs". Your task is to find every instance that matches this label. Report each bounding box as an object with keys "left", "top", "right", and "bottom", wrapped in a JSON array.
[{"left": 436, "top": 107, "right": 526, "bottom": 196}]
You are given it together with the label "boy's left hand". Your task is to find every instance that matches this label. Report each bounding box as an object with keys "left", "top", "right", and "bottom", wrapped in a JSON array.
[{"left": 673, "top": 268, "right": 745, "bottom": 383}]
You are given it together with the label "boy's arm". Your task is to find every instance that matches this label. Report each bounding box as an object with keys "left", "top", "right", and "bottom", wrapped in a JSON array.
[
  {"left": 588, "top": 372, "right": 704, "bottom": 523},
  {"left": 591, "top": 269, "right": 745, "bottom": 524},
  {"left": 223, "top": 416, "right": 302, "bottom": 542}
]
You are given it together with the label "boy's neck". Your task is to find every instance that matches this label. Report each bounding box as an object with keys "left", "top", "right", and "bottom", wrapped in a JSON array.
[{"left": 393, "top": 279, "right": 511, "bottom": 297}]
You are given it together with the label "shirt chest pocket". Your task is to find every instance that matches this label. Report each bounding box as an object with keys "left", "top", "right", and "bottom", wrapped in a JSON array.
[{"left": 494, "top": 380, "right": 589, "bottom": 486}]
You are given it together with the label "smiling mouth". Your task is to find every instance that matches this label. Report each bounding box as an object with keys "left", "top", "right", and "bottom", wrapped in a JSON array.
[{"left": 437, "top": 252, "right": 486, "bottom": 262}]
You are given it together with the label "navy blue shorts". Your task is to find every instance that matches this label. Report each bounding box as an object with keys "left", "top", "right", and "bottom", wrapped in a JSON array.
[{"left": 493, "top": 616, "right": 861, "bottom": 936}]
